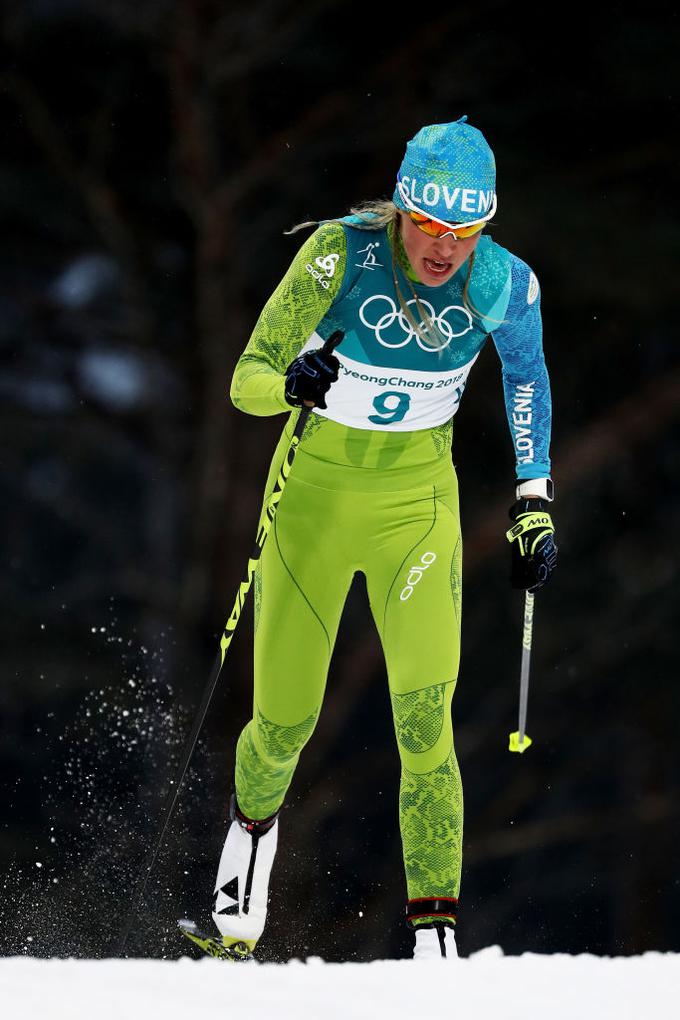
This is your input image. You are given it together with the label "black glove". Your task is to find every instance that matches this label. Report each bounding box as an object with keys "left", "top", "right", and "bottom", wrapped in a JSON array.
[
  {"left": 284, "top": 348, "right": 340, "bottom": 409},
  {"left": 506, "top": 497, "right": 558, "bottom": 593}
]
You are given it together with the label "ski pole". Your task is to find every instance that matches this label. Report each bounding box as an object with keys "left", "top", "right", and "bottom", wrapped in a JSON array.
[
  {"left": 508, "top": 590, "right": 534, "bottom": 753},
  {"left": 116, "top": 329, "right": 344, "bottom": 956}
]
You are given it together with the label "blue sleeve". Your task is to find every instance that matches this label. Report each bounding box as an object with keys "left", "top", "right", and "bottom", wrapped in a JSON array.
[{"left": 491, "top": 254, "right": 552, "bottom": 479}]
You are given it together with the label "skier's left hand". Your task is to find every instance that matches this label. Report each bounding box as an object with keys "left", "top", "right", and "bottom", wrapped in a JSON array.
[{"left": 506, "top": 498, "right": 557, "bottom": 593}]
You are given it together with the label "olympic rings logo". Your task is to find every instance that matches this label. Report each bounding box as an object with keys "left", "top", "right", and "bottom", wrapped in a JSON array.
[{"left": 359, "top": 295, "right": 473, "bottom": 351}]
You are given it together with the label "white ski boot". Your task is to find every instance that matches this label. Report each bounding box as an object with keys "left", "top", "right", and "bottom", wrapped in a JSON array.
[
  {"left": 407, "top": 898, "right": 459, "bottom": 960},
  {"left": 413, "top": 923, "right": 458, "bottom": 959},
  {"left": 210, "top": 793, "right": 280, "bottom": 958}
]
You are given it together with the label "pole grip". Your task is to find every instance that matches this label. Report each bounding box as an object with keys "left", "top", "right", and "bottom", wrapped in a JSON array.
[
  {"left": 322, "top": 329, "right": 344, "bottom": 355},
  {"left": 293, "top": 330, "right": 344, "bottom": 439}
]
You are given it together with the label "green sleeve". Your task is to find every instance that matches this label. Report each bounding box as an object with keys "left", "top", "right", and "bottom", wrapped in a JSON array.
[{"left": 229, "top": 222, "right": 347, "bottom": 416}]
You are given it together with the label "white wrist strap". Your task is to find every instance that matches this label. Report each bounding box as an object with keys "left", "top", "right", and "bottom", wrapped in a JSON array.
[{"left": 516, "top": 478, "right": 553, "bottom": 501}]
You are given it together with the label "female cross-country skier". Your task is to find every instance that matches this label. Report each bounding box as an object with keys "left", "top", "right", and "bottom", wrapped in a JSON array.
[{"left": 210, "top": 116, "right": 557, "bottom": 961}]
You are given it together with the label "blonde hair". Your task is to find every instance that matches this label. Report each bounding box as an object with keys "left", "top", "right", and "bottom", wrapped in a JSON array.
[{"left": 285, "top": 200, "right": 502, "bottom": 349}]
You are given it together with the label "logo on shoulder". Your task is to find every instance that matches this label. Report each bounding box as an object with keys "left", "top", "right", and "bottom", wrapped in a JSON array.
[
  {"left": 306, "top": 253, "right": 340, "bottom": 290},
  {"left": 527, "top": 272, "right": 539, "bottom": 305},
  {"left": 356, "top": 242, "right": 382, "bottom": 270}
]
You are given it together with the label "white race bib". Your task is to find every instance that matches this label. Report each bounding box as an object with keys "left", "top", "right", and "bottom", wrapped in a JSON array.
[{"left": 300, "top": 335, "right": 478, "bottom": 432}]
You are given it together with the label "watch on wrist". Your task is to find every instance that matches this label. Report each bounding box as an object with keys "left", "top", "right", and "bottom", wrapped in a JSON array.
[{"left": 515, "top": 478, "right": 554, "bottom": 502}]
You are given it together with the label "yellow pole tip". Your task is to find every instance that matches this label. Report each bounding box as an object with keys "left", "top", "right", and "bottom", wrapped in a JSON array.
[{"left": 508, "top": 731, "right": 533, "bottom": 753}]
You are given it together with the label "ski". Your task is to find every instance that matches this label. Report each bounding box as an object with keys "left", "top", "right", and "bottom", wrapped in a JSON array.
[{"left": 177, "top": 919, "right": 255, "bottom": 961}]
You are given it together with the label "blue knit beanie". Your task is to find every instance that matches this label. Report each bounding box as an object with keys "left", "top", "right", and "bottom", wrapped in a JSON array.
[{"left": 393, "top": 116, "right": 496, "bottom": 224}]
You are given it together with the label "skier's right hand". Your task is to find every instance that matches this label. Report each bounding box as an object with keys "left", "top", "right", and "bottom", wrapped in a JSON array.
[{"left": 284, "top": 348, "right": 339, "bottom": 409}]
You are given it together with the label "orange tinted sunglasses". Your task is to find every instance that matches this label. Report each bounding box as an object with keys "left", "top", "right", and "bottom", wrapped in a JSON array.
[{"left": 407, "top": 210, "right": 484, "bottom": 240}]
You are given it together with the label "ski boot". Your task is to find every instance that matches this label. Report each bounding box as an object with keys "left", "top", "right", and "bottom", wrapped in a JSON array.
[
  {"left": 407, "top": 897, "right": 459, "bottom": 960},
  {"left": 209, "top": 793, "right": 280, "bottom": 959}
]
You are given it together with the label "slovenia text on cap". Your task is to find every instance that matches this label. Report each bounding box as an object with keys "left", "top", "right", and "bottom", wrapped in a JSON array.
[{"left": 392, "top": 115, "right": 497, "bottom": 225}]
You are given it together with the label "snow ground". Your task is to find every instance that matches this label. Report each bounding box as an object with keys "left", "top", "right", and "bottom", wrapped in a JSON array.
[{"left": 1, "top": 947, "right": 677, "bottom": 1020}]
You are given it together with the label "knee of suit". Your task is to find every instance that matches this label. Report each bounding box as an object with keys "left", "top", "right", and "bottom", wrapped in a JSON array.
[
  {"left": 250, "top": 705, "right": 319, "bottom": 767},
  {"left": 391, "top": 679, "right": 456, "bottom": 772}
]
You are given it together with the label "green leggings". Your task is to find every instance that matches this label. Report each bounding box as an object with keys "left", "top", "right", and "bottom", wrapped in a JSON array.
[{"left": 234, "top": 426, "right": 464, "bottom": 905}]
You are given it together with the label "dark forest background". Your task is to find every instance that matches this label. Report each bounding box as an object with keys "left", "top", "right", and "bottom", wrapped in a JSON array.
[{"left": 1, "top": 0, "right": 678, "bottom": 962}]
